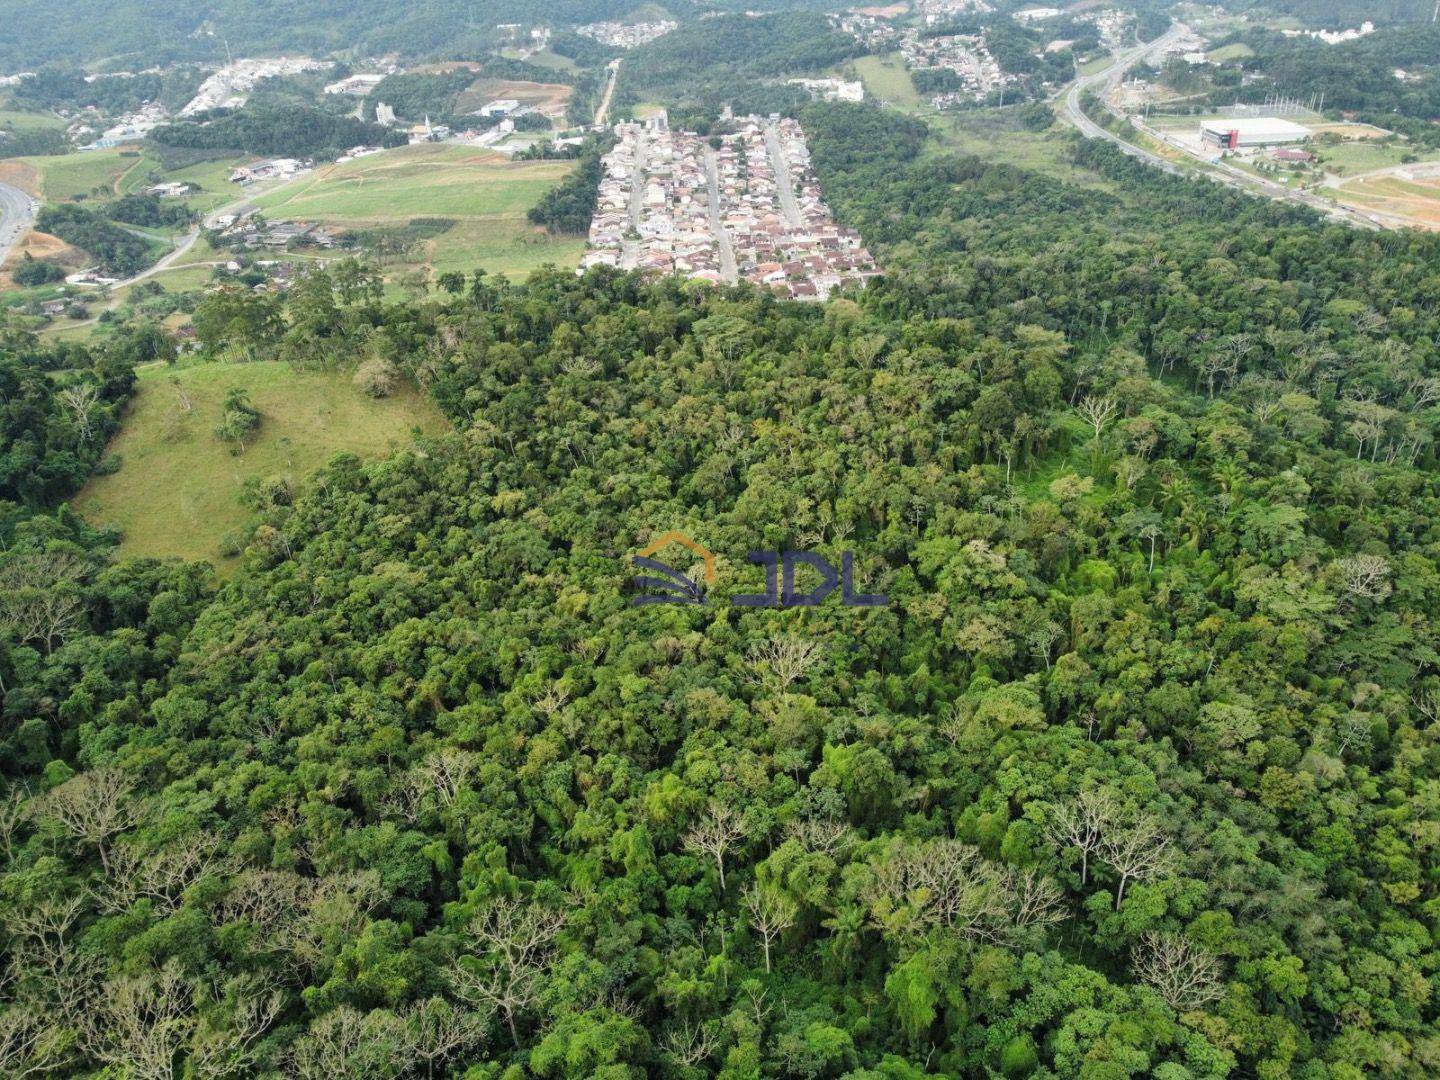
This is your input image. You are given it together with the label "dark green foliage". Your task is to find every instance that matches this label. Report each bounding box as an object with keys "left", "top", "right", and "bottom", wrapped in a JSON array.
[
  {"left": 1213, "top": 25, "right": 1440, "bottom": 126},
  {"left": 548, "top": 29, "right": 618, "bottom": 68},
  {"left": 0, "top": 0, "right": 647, "bottom": 68},
  {"left": 34, "top": 204, "right": 153, "bottom": 277},
  {"left": 11, "top": 255, "right": 66, "bottom": 287},
  {"left": 363, "top": 71, "right": 477, "bottom": 127},
  {"left": 912, "top": 68, "right": 964, "bottom": 94},
  {"left": 148, "top": 106, "right": 404, "bottom": 161},
  {"left": 620, "top": 12, "right": 862, "bottom": 114},
  {"left": 104, "top": 192, "right": 194, "bottom": 231},
  {"left": 10, "top": 65, "right": 204, "bottom": 113},
  {"left": 0, "top": 127, "right": 69, "bottom": 159},
  {"left": 6, "top": 21, "right": 1440, "bottom": 1080},
  {"left": 1223, "top": 0, "right": 1433, "bottom": 27},
  {"left": 526, "top": 146, "right": 604, "bottom": 234},
  {"left": 0, "top": 332, "right": 135, "bottom": 505},
  {"left": 213, "top": 385, "right": 261, "bottom": 453}
]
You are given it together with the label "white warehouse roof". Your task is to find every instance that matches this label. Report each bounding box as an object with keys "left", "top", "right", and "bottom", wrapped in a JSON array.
[{"left": 1200, "top": 117, "right": 1312, "bottom": 144}]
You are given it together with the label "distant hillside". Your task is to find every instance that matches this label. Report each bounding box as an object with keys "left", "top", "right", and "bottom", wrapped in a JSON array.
[
  {"left": 1222, "top": 0, "right": 1436, "bottom": 28},
  {"left": 1216, "top": 25, "right": 1440, "bottom": 131},
  {"left": 0, "top": 1, "right": 639, "bottom": 69},
  {"left": 619, "top": 11, "right": 862, "bottom": 120}
]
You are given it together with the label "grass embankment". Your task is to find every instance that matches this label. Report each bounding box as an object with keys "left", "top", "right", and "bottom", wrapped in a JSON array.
[
  {"left": 3, "top": 148, "right": 145, "bottom": 200},
  {"left": 250, "top": 143, "right": 586, "bottom": 278},
  {"left": 75, "top": 359, "right": 450, "bottom": 564}
]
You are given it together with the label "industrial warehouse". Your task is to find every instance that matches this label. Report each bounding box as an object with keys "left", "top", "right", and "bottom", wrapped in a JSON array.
[{"left": 1199, "top": 116, "right": 1313, "bottom": 150}]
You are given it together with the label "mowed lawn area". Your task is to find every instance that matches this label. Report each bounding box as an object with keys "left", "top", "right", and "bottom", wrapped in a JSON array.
[
  {"left": 250, "top": 144, "right": 586, "bottom": 278},
  {"left": 76, "top": 360, "right": 450, "bottom": 564},
  {"left": 852, "top": 55, "right": 925, "bottom": 111}
]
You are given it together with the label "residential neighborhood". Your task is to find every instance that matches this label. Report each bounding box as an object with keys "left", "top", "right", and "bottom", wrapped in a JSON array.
[
  {"left": 898, "top": 28, "right": 1016, "bottom": 104},
  {"left": 581, "top": 114, "right": 879, "bottom": 301},
  {"left": 787, "top": 78, "right": 866, "bottom": 103},
  {"left": 179, "top": 57, "right": 331, "bottom": 117},
  {"left": 574, "top": 21, "right": 678, "bottom": 49}
]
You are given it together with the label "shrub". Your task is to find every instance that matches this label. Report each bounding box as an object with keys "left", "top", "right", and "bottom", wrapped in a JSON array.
[
  {"left": 354, "top": 355, "right": 399, "bottom": 398},
  {"left": 13, "top": 255, "right": 67, "bottom": 287}
]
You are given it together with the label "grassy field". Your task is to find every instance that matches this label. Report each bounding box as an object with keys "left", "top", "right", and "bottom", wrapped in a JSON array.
[
  {"left": 1, "top": 146, "right": 248, "bottom": 213},
  {"left": 1313, "top": 139, "right": 1436, "bottom": 177},
  {"left": 926, "top": 108, "right": 1116, "bottom": 188},
  {"left": 76, "top": 360, "right": 450, "bottom": 564},
  {"left": 250, "top": 144, "right": 586, "bottom": 278},
  {"left": 6, "top": 148, "right": 152, "bottom": 200},
  {"left": 852, "top": 55, "right": 926, "bottom": 111},
  {"left": 254, "top": 146, "right": 571, "bottom": 219},
  {"left": 500, "top": 49, "right": 578, "bottom": 74},
  {"left": 1207, "top": 43, "right": 1254, "bottom": 62},
  {"left": 0, "top": 106, "right": 67, "bottom": 132},
  {"left": 116, "top": 154, "right": 251, "bottom": 214}
]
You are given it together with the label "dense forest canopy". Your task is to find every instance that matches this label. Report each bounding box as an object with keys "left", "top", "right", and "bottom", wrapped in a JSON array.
[
  {"left": 1214, "top": 26, "right": 1440, "bottom": 122},
  {"left": 617, "top": 13, "right": 862, "bottom": 123},
  {"left": 7, "top": 0, "right": 1440, "bottom": 1066},
  {"left": 1216, "top": 0, "right": 1436, "bottom": 28},
  {"left": 0, "top": 1, "right": 615, "bottom": 69},
  {"left": 33, "top": 204, "right": 156, "bottom": 278},
  {"left": 0, "top": 0, "right": 844, "bottom": 70},
  {"left": 7, "top": 66, "right": 206, "bottom": 114},
  {"left": 4, "top": 82, "right": 1440, "bottom": 1075},
  {"left": 148, "top": 106, "right": 405, "bottom": 161}
]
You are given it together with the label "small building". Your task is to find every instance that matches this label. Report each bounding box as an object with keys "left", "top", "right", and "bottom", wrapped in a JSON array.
[
  {"left": 1273, "top": 147, "right": 1315, "bottom": 163},
  {"left": 1200, "top": 117, "right": 1311, "bottom": 150},
  {"left": 479, "top": 99, "right": 521, "bottom": 118},
  {"left": 230, "top": 158, "right": 309, "bottom": 184}
]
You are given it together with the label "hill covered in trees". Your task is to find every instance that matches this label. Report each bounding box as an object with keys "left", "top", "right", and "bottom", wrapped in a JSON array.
[
  {"left": 0, "top": 0, "right": 841, "bottom": 69},
  {"left": 4, "top": 97, "right": 1440, "bottom": 1080},
  {"left": 149, "top": 106, "right": 404, "bottom": 161},
  {"left": 1209, "top": 25, "right": 1440, "bottom": 127}
]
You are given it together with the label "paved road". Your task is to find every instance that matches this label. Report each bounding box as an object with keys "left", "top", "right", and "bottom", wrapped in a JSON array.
[
  {"left": 50, "top": 186, "right": 282, "bottom": 331},
  {"left": 764, "top": 123, "right": 804, "bottom": 228},
  {"left": 1061, "top": 26, "right": 1188, "bottom": 174},
  {"left": 702, "top": 146, "right": 738, "bottom": 283},
  {"left": 110, "top": 193, "right": 258, "bottom": 290},
  {"left": 595, "top": 59, "right": 620, "bottom": 129},
  {"left": 619, "top": 129, "right": 648, "bottom": 271},
  {"left": 0, "top": 181, "right": 38, "bottom": 269},
  {"left": 1060, "top": 26, "right": 1384, "bottom": 229}
]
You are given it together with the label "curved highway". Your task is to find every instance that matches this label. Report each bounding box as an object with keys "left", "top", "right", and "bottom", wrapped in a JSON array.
[
  {"left": 0, "top": 181, "right": 38, "bottom": 269},
  {"left": 1059, "top": 26, "right": 1382, "bottom": 229},
  {"left": 1061, "top": 25, "right": 1188, "bottom": 175}
]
